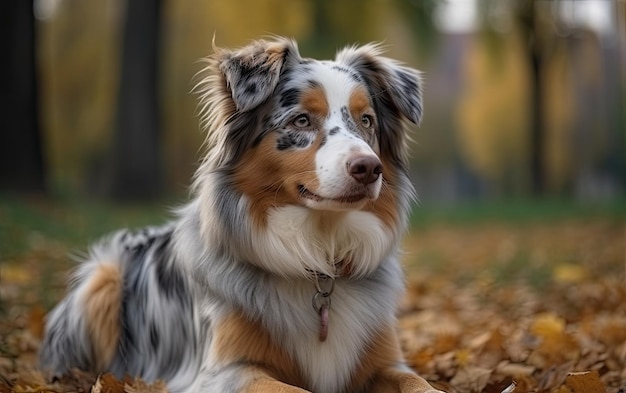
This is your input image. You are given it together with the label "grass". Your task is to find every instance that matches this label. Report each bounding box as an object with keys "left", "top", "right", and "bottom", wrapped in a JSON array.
[
  {"left": 410, "top": 196, "right": 626, "bottom": 228},
  {"left": 2, "top": 194, "right": 624, "bottom": 259},
  {"left": 0, "top": 194, "right": 172, "bottom": 259},
  {"left": 402, "top": 196, "right": 625, "bottom": 294},
  {"left": 0, "top": 194, "right": 174, "bottom": 310}
]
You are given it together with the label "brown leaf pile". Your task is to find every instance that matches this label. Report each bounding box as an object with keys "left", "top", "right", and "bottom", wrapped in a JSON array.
[
  {"left": 0, "top": 369, "right": 166, "bottom": 393},
  {"left": 399, "top": 277, "right": 625, "bottom": 392},
  {"left": 1, "top": 219, "right": 624, "bottom": 392},
  {"left": 399, "top": 219, "right": 625, "bottom": 392}
]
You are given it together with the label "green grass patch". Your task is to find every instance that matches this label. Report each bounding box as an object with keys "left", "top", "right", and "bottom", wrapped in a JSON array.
[
  {"left": 410, "top": 196, "right": 626, "bottom": 228},
  {"left": 0, "top": 194, "right": 173, "bottom": 259}
]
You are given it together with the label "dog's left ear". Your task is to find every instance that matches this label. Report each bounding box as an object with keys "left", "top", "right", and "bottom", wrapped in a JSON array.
[
  {"left": 216, "top": 37, "right": 301, "bottom": 112},
  {"left": 336, "top": 44, "right": 423, "bottom": 125}
]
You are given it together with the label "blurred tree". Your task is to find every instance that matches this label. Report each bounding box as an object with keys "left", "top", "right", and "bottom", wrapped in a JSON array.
[
  {"left": 37, "top": 0, "right": 119, "bottom": 195},
  {"left": 543, "top": 42, "right": 574, "bottom": 194},
  {"left": 205, "top": 0, "right": 312, "bottom": 47},
  {"left": 392, "top": 0, "right": 440, "bottom": 59},
  {"left": 473, "top": 0, "right": 578, "bottom": 196},
  {"left": 102, "top": 0, "right": 163, "bottom": 200},
  {"left": 457, "top": 32, "right": 530, "bottom": 196},
  {"left": 161, "top": 0, "right": 313, "bottom": 190},
  {"left": 0, "top": 0, "right": 46, "bottom": 194},
  {"left": 515, "top": 0, "right": 548, "bottom": 196},
  {"left": 303, "top": 0, "right": 388, "bottom": 57}
]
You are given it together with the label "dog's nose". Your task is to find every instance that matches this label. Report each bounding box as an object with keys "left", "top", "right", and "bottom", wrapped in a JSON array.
[{"left": 348, "top": 155, "right": 383, "bottom": 185}]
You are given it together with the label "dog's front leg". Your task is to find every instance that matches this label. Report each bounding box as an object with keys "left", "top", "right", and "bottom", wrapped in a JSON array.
[
  {"left": 369, "top": 368, "right": 444, "bottom": 393},
  {"left": 195, "top": 365, "right": 311, "bottom": 393},
  {"left": 242, "top": 374, "right": 311, "bottom": 393},
  {"left": 207, "top": 312, "right": 311, "bottom": 392},
  {"left": 359, "top": 326, "right": 444, "bottom": 393}
]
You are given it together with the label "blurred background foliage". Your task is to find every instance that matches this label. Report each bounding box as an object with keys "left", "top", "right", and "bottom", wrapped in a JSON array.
[{"left": 1, "top": 0, "right": 624, "bottom": 204}]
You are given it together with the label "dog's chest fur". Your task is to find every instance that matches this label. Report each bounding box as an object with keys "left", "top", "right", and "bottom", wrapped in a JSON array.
[
  {"left": 256, "top": 208, "right": 403, "bottom": 392},
  {"left": 203, "top": 257, "right": 404, "bottom": 393},
  {"left": 180, "top": 202, "right": 405, "bottom": 392},
  {"left": 272, "top": 274, "right": 401, "bottom": 393},
  {"left": 255, "top": 205, "right": 398, "bottom": 278}
]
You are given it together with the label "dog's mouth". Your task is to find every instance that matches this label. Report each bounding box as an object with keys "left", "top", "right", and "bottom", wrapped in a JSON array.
[{"left": 297, "top": 185, "right": 369, "bottom": 205}]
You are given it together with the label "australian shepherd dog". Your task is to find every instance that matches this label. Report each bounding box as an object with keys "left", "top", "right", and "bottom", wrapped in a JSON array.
[{"left": 40, "top": 37, "right": 442, "bottom": 393}]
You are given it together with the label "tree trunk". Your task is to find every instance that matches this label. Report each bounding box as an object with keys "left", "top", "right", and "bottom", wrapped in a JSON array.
[
  {"left": 529, "top": 40, "right": 545, "bottom": 196},
  {"left": 104, "top": 0, "right": 162, "bottom": 200},
  {"left": 0, "top": 0, "right": 46, "bottom": 194},
  {"left": 518, "top": 0, "right": 545, "bottom": 196}
]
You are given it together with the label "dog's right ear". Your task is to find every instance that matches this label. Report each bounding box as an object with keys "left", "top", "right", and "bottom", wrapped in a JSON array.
[{"left": 215, "top": 37, "right": 300, "bottom": 113}]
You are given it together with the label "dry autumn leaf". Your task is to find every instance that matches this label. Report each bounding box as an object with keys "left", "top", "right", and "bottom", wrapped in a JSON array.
[
  {"left": 563, "top": 370, "right": 607, "bottom": 393},
  {"left": 449, "top": 366, "right": 492, "bottom": 393},
  {"left": 92, "top": 373, "right": 125, "bottom": 393},
  {"left": 528, "top": 312, "right": 580, "bottom": 368},
  {"left": 125, "top": 378, "right": 169, "bottom": 393}
]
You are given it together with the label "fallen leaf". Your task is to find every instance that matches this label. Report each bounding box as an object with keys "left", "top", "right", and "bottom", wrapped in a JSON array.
[
  {"left": 27, "top": 305, "right": 45, "bottom": 339},
  {"left": 529, "top": 313, "right": 579, "bottom": 367},
  {"left": 553, "top": 264, "right": 587, "bottom": 284},
  {"left": 500, "top": 381, "right": 517, "bottom": 393},
  {"left": 125, "top": 378, "right": 169, "bottom": 393},
  {"left": 564, "top": 370, "right": 607, "bottom": 393},
  {"left": 92, "top": 373, "right": 125, "bottom": 393},
  {"left": 450, "top": 366, "right": 492, "bottom": 393},
  {"left": 495, "top": 361, "right": 535, "bottom": 378}
]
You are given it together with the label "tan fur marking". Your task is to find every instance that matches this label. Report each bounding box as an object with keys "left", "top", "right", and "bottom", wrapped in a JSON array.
[
  {"left": 233, "top": 129, "right": 323, "bottom": 228},
  {"left": 348, "top": 324, "right": 403, "bottom": 391},
  {"left": 301, "top": 86, "right": 329, "bottom": 118},
  {"left": 243, "top": 372, "right": 310, "bottom": 393},
  {"left": 311, "top": 210, "right": 348, "bottom": 234},
  {"left": 364, "top": 157, "right": 399, "bottom": 229},
  {"left": 83, "top": 262, "right": 122, "bottom": 371},
  {"left": 213, "top": 312, "right": 305, "bottom": 388},
  {"left": 348, "top": 325, "right": 436, "bottom": 392},
  {"left": 349, "top": 88, "right": 373, "bottom": 121},
  {"left": 369, "top": 370, "right": 438, "bottom": 393}
]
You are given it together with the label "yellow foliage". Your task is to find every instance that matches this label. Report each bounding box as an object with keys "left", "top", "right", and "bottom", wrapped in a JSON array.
[
  {"left": 457, "top": 30, "right": 582, "bottom": 194},
  {"left": 455, "top": 349, "right": 471, "bottom": 367},
  {"left": 456, "top": 32, "right": 530, "bottom": 185},
  {"left": 205, "top": 0, "right": 313, "bottom": 46},
  {"left": 0, "top": 263, "right": 33, "bottom": 284},
  {"left": 530, "top": 312, "right": 567, "bottom": 338},
  {"left": 39, "top": 0, "right": 119, "bottom": 191},
  {"left": 553, "top": 263, "right": 587, "bottom": 284},
  {"left": 38, "top": 0, "right": 396, "bottom": 192},
  {"left": 529, "top": 312, "right": 580, "bottom": 367}
]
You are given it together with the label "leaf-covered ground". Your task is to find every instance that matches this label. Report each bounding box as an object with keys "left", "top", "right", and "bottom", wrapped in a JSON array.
[
  {"left": 400, "top": 219, "right": 625, "bottom": 392},
  {"left": 1, "top": 198, "right": 624, "bottom": 392}
]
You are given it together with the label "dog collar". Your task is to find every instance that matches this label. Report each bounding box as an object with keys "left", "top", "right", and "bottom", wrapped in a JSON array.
[{"left": 311, "top": 272, "right": 335, "bottom": 342}]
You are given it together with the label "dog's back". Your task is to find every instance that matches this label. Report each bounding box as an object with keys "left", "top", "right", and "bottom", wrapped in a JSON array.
[{"left": 40, "top": 225, "right": 203, "bottom": 390}]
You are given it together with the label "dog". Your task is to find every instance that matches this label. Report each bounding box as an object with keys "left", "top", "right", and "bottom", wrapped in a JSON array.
[{"left": 40, "top": 37, "right": 442, "bottom": 393}]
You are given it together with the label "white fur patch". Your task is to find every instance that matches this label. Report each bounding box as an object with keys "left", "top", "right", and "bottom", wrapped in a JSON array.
[
  {"left": 274, "top": 278, "right": 399, "bottom": 393},
  {"left": 249, "top": 205, "right": 395, "bottom": 278}
]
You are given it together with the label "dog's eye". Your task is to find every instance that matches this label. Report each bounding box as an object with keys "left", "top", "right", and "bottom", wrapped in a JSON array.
[
  {"left": 293, "top": 114, "right": 311, "bottom": 128},
  {"left": 361, "top": 114, "right": 373, "bottom": 128}
]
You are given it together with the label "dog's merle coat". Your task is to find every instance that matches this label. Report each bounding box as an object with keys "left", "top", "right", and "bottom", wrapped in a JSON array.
[{"left": 40, "top": 37, "right": 442, "bottom": 393}]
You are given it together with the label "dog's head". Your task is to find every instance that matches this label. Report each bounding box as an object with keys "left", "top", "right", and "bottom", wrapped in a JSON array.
[{"left": 195, "top": 37, "right": 422, "bottom": 230}]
